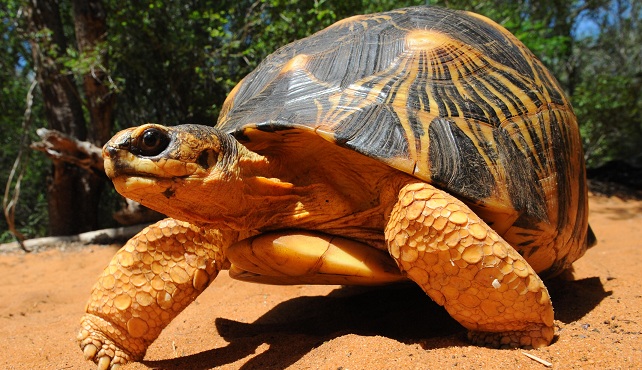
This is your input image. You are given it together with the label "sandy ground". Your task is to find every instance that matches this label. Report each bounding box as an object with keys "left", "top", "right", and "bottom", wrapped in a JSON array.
[{"left": 0, "top": 193, "right": 641, "bottom": 370}]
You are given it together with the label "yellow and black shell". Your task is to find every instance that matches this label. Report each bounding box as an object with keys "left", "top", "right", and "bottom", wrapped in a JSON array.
[{"left": 217, "top": 6, "right": 593, "bottom": 276}]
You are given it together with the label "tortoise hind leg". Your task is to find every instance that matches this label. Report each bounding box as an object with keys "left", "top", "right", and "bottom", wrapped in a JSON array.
[
  {"left": 385, "top": 182, "right": 554, "bottom": 348},
  {"left": 78, "top": 218, "right": 236, "bottom": 369}
]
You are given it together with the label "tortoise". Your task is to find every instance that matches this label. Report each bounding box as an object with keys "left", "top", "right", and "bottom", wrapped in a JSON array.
[{"left": 79, "top": 6, "right": 594, "bottom": 369}]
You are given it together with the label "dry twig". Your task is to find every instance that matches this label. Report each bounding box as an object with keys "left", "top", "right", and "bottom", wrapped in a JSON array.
[
  {"left": 522, "top": 351, "right": 553, "bottom": 367},
  {"left": 3, "top": 79, "right": 37, "bottom": 252}
]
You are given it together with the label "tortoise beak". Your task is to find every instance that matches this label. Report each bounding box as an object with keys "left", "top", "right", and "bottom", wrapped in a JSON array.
[
  {"left": 103, "top": 129, "right": 130, "bottom": 178},
  {"left": 103, "top": 127, "right": 135, "bottom": 154}
]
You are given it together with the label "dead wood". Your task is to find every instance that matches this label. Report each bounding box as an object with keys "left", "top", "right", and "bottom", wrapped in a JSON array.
[
  {"left": 31, "top": 128, "right": 105, "bottom": 173},
  {"left": 0, "top": 224, "right": 149, "bottom": 253}
]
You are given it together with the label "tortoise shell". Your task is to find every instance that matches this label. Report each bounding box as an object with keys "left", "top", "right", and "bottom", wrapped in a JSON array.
[{"left": 217, "top": 6, "right": 592, "bottom": 276}]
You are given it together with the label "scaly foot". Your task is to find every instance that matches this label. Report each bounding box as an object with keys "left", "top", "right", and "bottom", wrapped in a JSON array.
[{"left": 78, "top": 314, "right": 138, "bottom": 370}]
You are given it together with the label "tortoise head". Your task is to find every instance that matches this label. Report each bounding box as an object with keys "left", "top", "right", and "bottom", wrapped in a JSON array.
[{"left": 103, "top": 124, "right": 270, "bottom": 227}]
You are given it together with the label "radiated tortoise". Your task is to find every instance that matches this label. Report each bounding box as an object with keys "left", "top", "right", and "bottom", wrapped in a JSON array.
[{"left": 79, "top": 6, "right": 594, "bottom": 369}]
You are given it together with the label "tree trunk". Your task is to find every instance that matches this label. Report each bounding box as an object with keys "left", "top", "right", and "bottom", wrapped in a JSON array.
[
  {"left": 72, "top": 0, "right": 115, "bottom": 146},
  {"left": 24, "top": 0, "right": 112, "bottom": 235},
  {"left": 24, "top": 0, "right": 87, "bottom": 138}
]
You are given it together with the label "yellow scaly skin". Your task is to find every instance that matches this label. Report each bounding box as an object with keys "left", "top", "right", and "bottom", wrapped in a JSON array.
[
  {"left": 78, "top": 219, "right": 236, "bottom": 369},
  {"left": 385, "top": 182, "right": 554, "bottom": 348}
]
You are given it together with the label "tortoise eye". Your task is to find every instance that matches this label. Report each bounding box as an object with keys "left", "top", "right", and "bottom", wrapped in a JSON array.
[{"left": 136, "top": 127, "right": 170, "bottom": 156}]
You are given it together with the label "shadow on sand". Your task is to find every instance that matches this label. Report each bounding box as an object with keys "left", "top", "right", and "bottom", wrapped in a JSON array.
[{"left": 144, "top": 275, "right": 609, "bottom": 370}]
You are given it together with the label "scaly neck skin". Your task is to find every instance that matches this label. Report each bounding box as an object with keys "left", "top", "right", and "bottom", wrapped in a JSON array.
[
  {"left": 216, "top": 146, "right": 352, "bottom": 232},
  {"left": 219, "top": 142, "right": 407, "bottom": 247},
  {"left": 155, "top": 141, "right": 300, "bottom": 231}
]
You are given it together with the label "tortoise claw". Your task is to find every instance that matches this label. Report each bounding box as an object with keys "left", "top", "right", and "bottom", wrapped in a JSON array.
[
  {"left": 78, "top": 337, "right": 128, "bottom": 370},
  {"left": 97, "top": 356, "right": 111, "bottom": 370},
  {"left": 83, "top": 343, "right": 98, "bottom": 360},
  {"left": 78, "top": 316, "right": 134, "bottom": 370}
]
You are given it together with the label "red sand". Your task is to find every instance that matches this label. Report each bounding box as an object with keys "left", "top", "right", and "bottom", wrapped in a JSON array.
[{"left": 1, "top": 194, "right": 640, "bottom": 369}]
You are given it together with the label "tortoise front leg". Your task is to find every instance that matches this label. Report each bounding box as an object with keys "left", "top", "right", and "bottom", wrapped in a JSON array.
[
  {"left": 78, "top": 218, "right": 236, "bottom": 369},
  {"left": 385, "top": 183, "right": 554, "bottom": 348}
]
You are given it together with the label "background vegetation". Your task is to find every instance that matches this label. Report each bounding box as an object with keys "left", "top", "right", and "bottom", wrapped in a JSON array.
[{"left": 1, "top": 0, "right": 640, "bottom": 241}]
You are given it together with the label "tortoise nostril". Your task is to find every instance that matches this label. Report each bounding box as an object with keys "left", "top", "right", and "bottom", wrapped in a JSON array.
[{"left": 105, "top": 146, "right": 118, "bottom": 158}]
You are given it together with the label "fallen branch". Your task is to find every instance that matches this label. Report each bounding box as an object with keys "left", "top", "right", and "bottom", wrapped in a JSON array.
[
  {"left": 31, "top": 127, "right": 105, "bottom": 173},
  {"left": 0, "top": 224, "right": 149, "bottom": 253}
]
